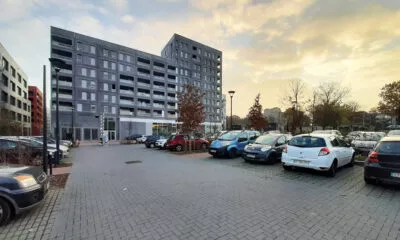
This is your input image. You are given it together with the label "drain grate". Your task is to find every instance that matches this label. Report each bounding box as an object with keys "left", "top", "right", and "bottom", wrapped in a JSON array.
[{"left": 125, "top": 160, "right": 142, "bottom": 164}]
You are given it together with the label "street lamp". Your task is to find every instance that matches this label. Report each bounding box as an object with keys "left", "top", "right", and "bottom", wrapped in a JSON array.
[
  {"left": 49, "top": 58, "right": 66, "bottom": 165},
  {"left": 71, "top": 105, "right": 75, "bottom": 142},
  {"left": 228, "top": 90, "right": 235, "bottom": 130}
]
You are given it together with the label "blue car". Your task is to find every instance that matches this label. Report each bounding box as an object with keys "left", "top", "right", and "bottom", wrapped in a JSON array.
[
  {"left": 209, "top": 130, "right": 260, "bottom": 158},
  {"left": 242, "top": 134, "right": 292, "bottom": 164}
]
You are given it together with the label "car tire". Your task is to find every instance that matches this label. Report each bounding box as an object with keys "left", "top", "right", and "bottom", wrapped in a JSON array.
[
  {"left": 327, "top": 161, "right": 337, "bottom": 177},
  {"left": 348, "top": 154, "right": 355, "bottom": 167},
  {"left": 228, "top": 149, "right": 236, "bottom": 158},
  {"left": 176, "top": 145, "right": 183, "bottom": 152},
  {"left": 266, "top": 154, "right": 276, "bottom": 164},
  {"left": 150, "top": 143, "right": 155, "bottom": 148},
  {"left": 282, "top": 164, "right": 292, "bottom": 171},
  {"left": 201, "top": 143, "right": 207, "bottom": 151},
  {"left": 0, "top": 197, "right": 12, "bottom": 226},
  {"left": 364, "top": 177, "right": 376, "bottom": 185}
]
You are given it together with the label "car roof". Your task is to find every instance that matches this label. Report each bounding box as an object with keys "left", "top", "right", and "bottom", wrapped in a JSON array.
[
  {"left": 381, "top": 136, "right": 400, "bottom": 142},
  {"left": 295, "top": 133, "right": 336, "bottom": 139}
]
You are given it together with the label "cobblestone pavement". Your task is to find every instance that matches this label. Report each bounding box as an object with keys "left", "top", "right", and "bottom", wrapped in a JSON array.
[
  {"left": 0, "top": 188, "right": 64, "bottom": 240},
  {"left": 51, "top": 145, "right": 400, "bottom": 240}
]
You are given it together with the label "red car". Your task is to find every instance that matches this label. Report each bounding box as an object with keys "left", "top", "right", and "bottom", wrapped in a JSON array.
[{"left": 165, "top": 134, "right": 209, "bottom": 151}]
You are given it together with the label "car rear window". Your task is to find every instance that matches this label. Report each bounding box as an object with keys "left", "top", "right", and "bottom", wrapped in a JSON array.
[
  {"left": 288, "top": 136, "right": 326, "bottom": 148},
  {"left": 376, "top": 142, "right": 400, "bottom": 154}
]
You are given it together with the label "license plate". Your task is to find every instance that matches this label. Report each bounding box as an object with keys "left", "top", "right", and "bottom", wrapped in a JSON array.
[
  {"left": 390, "top": 172, "right": 400, "bottom": 178},
  {"left": 210, "top": 150, "right": 216, "bottom": 153},
  {"left": 247, "top": 154, "right": 255, "bottom": 158},
  {"left": 294, "top": 160, "right": 309, "bottom": 165}
]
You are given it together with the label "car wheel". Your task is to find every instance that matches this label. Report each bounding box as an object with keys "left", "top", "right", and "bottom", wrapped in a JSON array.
[
  {"left": 0, "top": 198, "right": 12, "bottom": 226},
  {"left": 201, "top": 143, "right": 207, "bottom": 151},
  {"left": 282, "top": 164, "right": 292, "bottom": 171},
  {"left": 348, "top": 154, "right": 355, "bottom": 167},
  {"left": 150, "top": 143, "right": 155, "bottom": 148},
  {"left": 176, "top": 145, "right": 183, "bottom": 152},
  {"left": 228, "top": 149, "right": 236, "bottom": 158},
  {"left": 327, "top": 161, "right": 337, "bottom": 177},
  {"left": 266, "top": 154, "right": 276, "bottom": 164},
  {"left": 364, "top": 177, "right": 376, "bottom": 185}
]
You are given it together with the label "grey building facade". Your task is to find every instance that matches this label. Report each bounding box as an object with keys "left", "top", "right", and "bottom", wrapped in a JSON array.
[
  {"left": 0, "top": 42, "right": 32, "bottom": 135},
  {"left": 50, "top": 27, "right": 223, "bottom": 141}
]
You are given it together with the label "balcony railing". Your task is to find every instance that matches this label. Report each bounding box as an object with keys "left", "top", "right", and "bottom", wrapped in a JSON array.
[
  {"left": 53, "top": 69, "right": 72, "bottom": 75},
  {"left": 153, "top": 95, "right": 165, "bottom": 100},
  {"left": 153, "top": 85, "right": 165, "bottom": 90},
  {"left": 137, "top": 62, "right": 150, "bottom": 67},
  {"left": 119, "top": 100, "right": 135, "bottom": 105},
  {"left": 153, "top": 75, "right": 165, "bottom": 80},
  {"left": 167, "top": 105, "right": 177, "bottom": 109},
  {"left": 167, "top": 69, "right": 176, "bottom": 74},
  {"left": 167, "top": 87, "right": 176, "bottom": 92},
  {"left": 137, "top": 92, "right": 150, "bottom": 98},
  {"left": 153, "top": 103, "right": 164, "bottom": 108},
  {"left": 120, "top": 110, "right": 134, "bottom": 116},
  {"left": 167, "top": 96, "right": 177, "bottom": 101},
  {"left": 168, "top": 78, "right": 177, "bottom": 83},
  {"left": 52, "top": 53, "right": 72, "bottom": 62},
  {"left": 52, "top": 93, "right": 73, "bottom": 99},
  {"left": 52, "top": 80, "right": 72, "bottom": 87},
  {"left": 120, "top": 90, "right": 134, "bottom": 95},
  {"left": 168, "top": 114, "right": 177, "bottom": 118},
  {"left": 137, "top": 82, "right": 151, "bottom": 88},
  {"left": 153, "top": 113, "right": 164, "bottom": 117},
  {"left": 138, "top": 102, "right": 151, "bottom": 108},
  {"left": 153, "top": 66, "right": 165, "bottom": 71},
  {"left": 120, "top": 79, "right": 134, "bottom": 85},
  {"left": 52, "top": 41, "right": 72, "bottom": 48},
  {"left": 137, "top": 112, "right": 151, "bottom": 117},
  {"left": 138, "top": 72, "right": 151, "bottom": 77}
]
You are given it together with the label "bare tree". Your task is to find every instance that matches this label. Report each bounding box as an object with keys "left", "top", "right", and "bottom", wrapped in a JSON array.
[
  {"left": 177, "top": 84, "right": 205, "bottom": 134},
  {"left": 317, "top": 81, "right": 349, "bottom": 105}
]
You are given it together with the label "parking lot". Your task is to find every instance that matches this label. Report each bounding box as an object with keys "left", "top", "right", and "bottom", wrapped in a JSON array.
[{"left": 45, "top": 144, "right": 400, "bottom": 240}]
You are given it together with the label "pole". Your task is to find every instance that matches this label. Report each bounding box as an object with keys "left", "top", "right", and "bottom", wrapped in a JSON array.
[
  {"left": 71, "top": 107, "right": 74, "bottom": 142},
  {"left": 230, "top": 95, "right": 233, "bottom": 130},
  {"left": 42, "top": 65, "right": 47, "bottom": 174},
  {"left": 55, "top": 69, "right": 60, "bottom": 167}
]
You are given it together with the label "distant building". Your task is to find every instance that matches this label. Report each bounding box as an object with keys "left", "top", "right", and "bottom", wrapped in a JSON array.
[
  {"left": 28, "top": 86, "right": 43, "bottom": 136},
  {"left": 263, "top": 107, "right": 283, "bottom": 130},
  {"left": 0, "top": 42, "right": 32, "bottom": 135}
]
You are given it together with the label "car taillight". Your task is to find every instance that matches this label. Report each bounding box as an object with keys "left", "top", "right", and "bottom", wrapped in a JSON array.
[
  {"left": 368, "top": 151, "right": 379, "bottom": 163},
  {"left": 171, "top": 140, "right": 177, "bottom": 145},
  {"left": 283, "top": 146, "right": 287, "bottom": 153},
  {"left": 318, "top": 147, "right": 330, "bottom": 156}
]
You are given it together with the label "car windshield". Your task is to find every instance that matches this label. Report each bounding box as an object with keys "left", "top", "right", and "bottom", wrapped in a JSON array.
[
  {"left": 21, "top": 139, "right": 42, "bottom": 147},
  {"left": 376, "top": 142, "right": 400, "bottom": 154},
  {"left": 218, "top": 131, "right": 240, "bottom": 141},
  {"left": 388, "top": 130, "right": 400, "bottom": 136},
  {"left": 289, "top": 136, "right": 326, "bottom": 148},
  {"left": 254, "top": 135, "right": 277, "bottom": 145}
]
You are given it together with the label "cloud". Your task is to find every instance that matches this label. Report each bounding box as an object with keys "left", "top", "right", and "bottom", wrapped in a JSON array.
[
  {"left": 0, "top": 0, "right": 33, "bottom": 22},
  {"left": 120, "top": 14, "right": 135, "bottom": 23},
  {"left": 108, "top": 0, "right": 128, "bottom": 12}
]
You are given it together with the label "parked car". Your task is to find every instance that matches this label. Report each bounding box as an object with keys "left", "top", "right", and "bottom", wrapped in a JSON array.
[
  {"left": 137, "top": 135, "right": 151, "bottom": 143},
  {"left": 28, "top": 137, "right": 68, "bottom": 158},
  {"left": 311, "top": 130, "right": 343, "bottom": 137},
  {"left": 0, "top": 165, "right": 50, "bottom": 225},
  {"left": 165, "top": 134, "right": 209, "bottom": 152},
  {"left": 282, "top": 134, "right": 355, "bottom": 177},
  {"left": 243, "top": 134, "right": 290, "bottom": 164},
  {"left": 364, "top": 136, "right": 400, "bottom": 185},
  {"left": 387, "top": 130, "right": 400, "bottom": 136},
  {"left": 209, "top": 130, "right": 260, "bottom": 158},
  {"left": 126, "top": 134, "right": 142, "bottom": 141},
  {"left": 351, "top": 132, "right": 385, "bottom": 155},
  {"left": 32, "top": 136, "right": 71, "bottom": 148},
  {"left": 0, "top": 139, "right": 45, "bottom": 165},
  {"left": 145, "top": 136, "right": 164, "bottom": 148},
  {"left": 155, "top": 138, "right": 168, "bottom": 149}
]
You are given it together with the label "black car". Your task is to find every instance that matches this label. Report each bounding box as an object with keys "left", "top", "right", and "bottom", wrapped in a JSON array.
[
  {"left": 145, "top": 136, "right": 162, "bottom": 148},
  {"left": 0, "top": 166, "right": 50, "bottom": 225},
  {"left": 242, "top": 134, "right": 291, "bottom": 164},
  {"left": 364, "top": 136, "right": 400, "bottom": 185}
]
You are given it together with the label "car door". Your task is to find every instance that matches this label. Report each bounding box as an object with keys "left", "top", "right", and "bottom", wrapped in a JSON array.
[
  {"left": 330, "top": 137, "right": 345, "bottom": 167},
  {"left": 275, "top": 136, "right": 287, "bottom": 159},
  {"left": 338, "top": 138, "right": 352, "bottom": 164},
  {"left": 236, "top": 132, "right": 249, "bottom": 153}
]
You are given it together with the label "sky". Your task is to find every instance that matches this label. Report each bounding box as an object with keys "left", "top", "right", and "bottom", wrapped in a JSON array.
[{"left": 1, "top": 0, "right": 400, "bottom": 117}]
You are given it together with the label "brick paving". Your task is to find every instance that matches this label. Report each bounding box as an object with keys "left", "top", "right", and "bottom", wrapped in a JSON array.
[
  {"left": 50, "top": 145, "right": 400, "bottom": 240},
  {"left": 0, "top": 188, "right": 64, "bottom": 240}
]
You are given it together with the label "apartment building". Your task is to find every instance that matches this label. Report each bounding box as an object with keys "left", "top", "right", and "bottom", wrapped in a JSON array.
[
  {"left": 50, "top": 27, "right": 223, "bottom": 141},
  {"left": 0, "top": 42, "right": 31, "bottom": 135},
  {"left": 28, "top": 86, "right": 43, "bottom": 136}
]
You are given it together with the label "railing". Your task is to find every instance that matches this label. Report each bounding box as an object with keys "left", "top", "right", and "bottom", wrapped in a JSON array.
[
  {"left": 52, "top": 53, "right": 72, "bottom": 62},
  {"left": 54, "top": 69, "right": 72, "bottom": 74},
  {"left": 153, "top": 104, "right": 164, "bottom": 108},
  {"left": 137, "top": 72, "right": 150, "bottom": 77},
  {"left": 153, "top": 113, "right": 164, "bottom": 117},
  {"left": 137, "top": 92, "right": 150, "bottom": 98},
  {"left": 153, "top": 66, "right": 165, "bottom": 71},
  {"left": 167, "top": 97, "right": 177, "bottom": 101},
  {"left": 119, "top": 100, "right": 134, "bottom": 105},
  {"left": 137, "top": 82, "right": 150, "bottom": 88},
  {"left": 153, "top": 85, "right": 165, "bottom": 90},
  {"left": 168, "top": 114, "right": 177, "bottom": 118},
  {"left": 167, "top": 69, "right": 176, "bottom": 74},
  {"left": 52, "top": 41, "right": 72, "bottom": 48},
  {"left": 138, "top": 102, "right": 151, "bottom": 107},
  {"left": 120, "top": 110, "right": 134, "bottom": 116},
  {"left": 137, "top": 112, "right": 151, "bottom": 117},
  {"left": 168, "top": 78, "right": 177, "bottom": 83},
  {"left": 52, "top": 93, "right": 73, "bottom": 99},
  {"left": 52, "top": 80, "right": 72, "bottom": 87},
  {"left": 137, "top": 62, "right": 150, "bottom": 67},
  {"left": 120, "top": 79, "right": 134, "bottom": 85},
  {"left": 153, "top": 75, "right": 165, "bottom": 80},
  {"left": 167, "top": 87, "right": 176, "bottom": 92},
  {"left": 153, "top": 95, "right": 165, "bottom": 100},
  {"left": 120, "top": 90, "right": 134, "bottom": 95},
  {"left": 167, "top": 105, "right": 176, "bottom": 109}
]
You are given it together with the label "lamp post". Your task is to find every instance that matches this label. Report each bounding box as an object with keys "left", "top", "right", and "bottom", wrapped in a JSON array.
[
  {"left": 49, "top": 58, "right": 66, "bottom": 166},
  {"left": 71, "top": 106, "right": 75, "bottom": 142},
  {"left": 228, "top": 90, "right": 235, "bottom": 130}
]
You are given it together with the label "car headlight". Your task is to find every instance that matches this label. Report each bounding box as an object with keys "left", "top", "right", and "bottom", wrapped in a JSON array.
[
  {"left": 244, "top": 145, "right": 249, "bottom": 151},
  {"left": 13, "top": 175, "right": 37, "bottom": 188},
  {"left": 261, "top": 146, "right": 271, "bottom": 152}
]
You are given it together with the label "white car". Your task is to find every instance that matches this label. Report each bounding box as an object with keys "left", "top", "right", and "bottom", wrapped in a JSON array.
[
  {"left": 155, "top": 139, "right": 167, "bottom": 149},
  {"left": 136, "top": 135, "right": 148, "bottom": 143},
  {"left": 311, "top": 130, "right": 343, "bottom": 137},
  {"left": 282, "top": 134, "right": 355, "bottom": 177}
]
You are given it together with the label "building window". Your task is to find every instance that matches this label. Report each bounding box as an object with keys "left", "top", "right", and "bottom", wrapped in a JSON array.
[
  {"left": 11, "top": 66, "right": 16, "bottom": 78},
  {"left": 111, "top": 107, "right": 116, "bottom": 114},
  {"left": 1, "top": 90, "right": 8, "bottom": 102},
  {"left": 90, "top": 46, "right": 96, "bottom": 54},
  {"left": 23, "top": 103, "right": 27, "bottom": 111},
  {"left": 11, "top": 81, "right": 15, "bottom": 91},
  {"left": 111, "top": 62, "right": 116, "bottom": 70},
  {"left": 111, "top": 74, "right": 116, "bottom": 81},
  {"left": 104, "top": 94, "right": 109, "bottom": 102},
  {"left": 90, "top": 69, "right": 96, "bottom": 78},
  {"left": 2, "top": 74, "right": 8, "bottom": 86},
  {"left": 90, "top": 81, "right": 96, "bottom": 89},
  {"left": 17, "top": 100, "right": 22, "bottom": 108},
  {"left": 81, "top": 68, "right": 87, "bottom": 76},
  {"left": 90, "top": 105, "right": 96, "bottom": 112},
  {"left": 82, "top": 92, "right": 87, "bottom": 100},
  {"left": 110, "top": 51, "right": 117, "bottom": 59},
  {"left": 91, "top": 93, "right": 96, "bottom": 101},
  {"left": 103, "top": 60, "right": 108, "bottom": 69},
  {"left": 17, "top": 87, "right": 21, "bottom": 96},
  {"left": 111, "top": 95, "right": 116, "bottom": 103},
  {"left": 118, "top": 53, "right": 123, "bottom": 61},
  {"left": 104, "top": 106, "right": 108, "bottom": 113},
  {"left": 119, "top": 64, "right": 123, "bottom": 71},
  {"left": 104, "top": 83, "right": 108, "bottom": 91},
  {"left": 77, "top": 103, "right": 82, "bottom": 112},
  {"left": 103, "top": 72, "right": 108, "bottom": 80},
  {"left": 17, "top": 74, "right": 21, "bottom": 83},
  {"left": 126, "top": 55, "right": 131, "bottom": 62},
  {"left": 103, "top": 49, "right": 108, "bottom": 57},
  {"left": 81, "top": 80, "right": 87, "bottom": 88},
  {"left": 77, "top": 54, "right": 82, "bottom": 64},
  {"left": 90, "top": 58, "right": 96, "bottom": 66},
  {"left": 2, "top": 57, "right": 9, "bottom": 71}
]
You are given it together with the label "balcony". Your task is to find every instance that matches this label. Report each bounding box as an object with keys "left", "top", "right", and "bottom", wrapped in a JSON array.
[
  {"left": 153, "top": 103, "right": 164, "bottom": 108},
  {"left": 167, "top": 87, "right": 176, "bottom": 92},
  {"left": 153, "top": 94, "right": 165, "bottom": 100},
  {"left": 138, "top": 72, "right": 151, "bottom": 77},
  {"left": 120, "top": 110, "right": 134, "bottom": 116},
  {"left": 52, "top": 69, "right": 72, "bottom": 75},
  {"left": 138, "top": 102, "right": 151, "bottom": 108},
  {"left": 51, "top": 40, "right": 72, "bottom": 49},
  {"left": 167, "top": 105, "right": 177, "bottom": 110},
  {"left": 119, "top": 99, "right": 135, "bottom": 105},
  {"left": 137, "top": 82, "right": 151, "bottom": 88},
  {"left": 137, "top": 111, "right": 151, "bottom": 117},
  {"left": 120, "top": 89, "right": 134, "bottom": 95},
  {"left": 52, "top": 93, "right": 73, "bottom": 99},
  {"left": 153, "top": 85, "right": 165, "bottom": 90},
  {"left": 153, "top": 112, "right": 164, "bottom": 117},
  {"left": 167, "top": 96, "right": 177, "bottom": 101},
  {"left": 153, "top": 66, "right": 165, "bottom": 71},
  {"left": 153, "top": 75, "right": 165, "bottom": 81},
  {"left": 51, "top": 53, "right": 72, "bottom": 62},
  {"left": 167, "top": 69, "right": 176, "bottom": 74},
  {"left": 137, "top": 62, "right": 150, "bottom": 67},
  {"left": 52, "top": 80, "right": 72, "bottom": 87},
  {"left": 52, "top": 105, "right": 73, "bottom": 111},
  {"left": 168, "top": 113, "right": 177, "bottom": 119},
  {"left": 120, "top": 79, "right": 134, "bottom": 85},
  {"left": 137, "top": 92, "right": 151, "bottom": 98}
]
